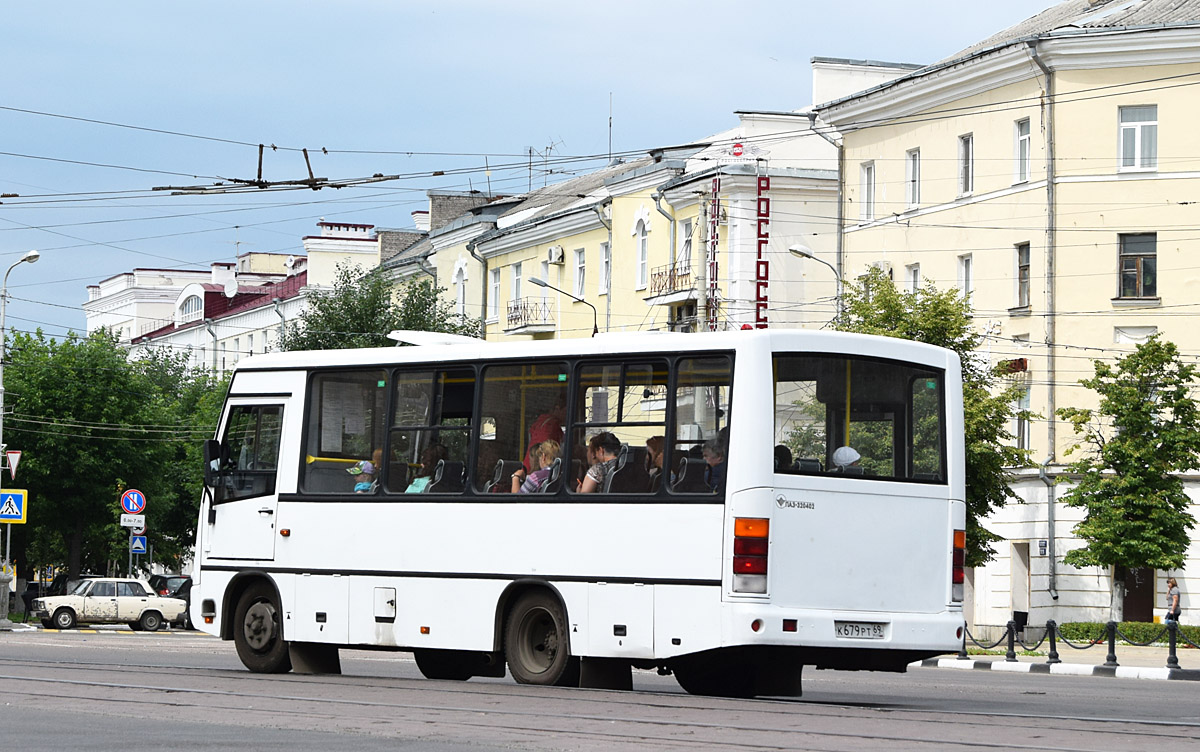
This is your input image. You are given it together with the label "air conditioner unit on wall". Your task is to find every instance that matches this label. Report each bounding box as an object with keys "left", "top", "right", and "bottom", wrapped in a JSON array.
[{"left": 547, "top": 246, "right": 565, "bottom": 264}]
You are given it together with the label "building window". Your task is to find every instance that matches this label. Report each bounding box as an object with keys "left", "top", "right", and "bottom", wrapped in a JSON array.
[
  {"left": 958, "top": 134, "right": 974, "bottom": 195},
  {"left": 1118, "top": 233, "right": 1157, "bottom": 299},
  {"left": 599, "top": 242, "right": 610, "bottom": 295},
  {"left": 573, "top": 248, "right": 586, "bottom": 297},
  {"left": 1015, "top": 385, "right": 1031, "bottom": 451},
  {"left": 636, "top": 220, "right": 648, "bottom": 289},
  {"left": 1016, "top": 243, "right": 1031, "bottom": 308},
  {"left": 1015, "top": 118, "right": 1031, "bottom": 183},
  {"left": 179, "top": 294, "right": 203, "bottom": 323},
  {"left": 860, "top": 161, "right": 875, "bottom": 221},
  {"left": 679, "top": 218, "right": 693, "bottom": 267},
  {"left": 1119, "top": 105, "right": 1157, "bottom": 171},
  {"left": 958, "top": 254, "right": 973, "bottom": 298},
  {"left": 454, "top": 268, "right": 467, "bottom": 318},
  {"left": 489, "top": 269, "right": 500, "bottom": 320},
  {"left": 248, "top": 333, "right": 254, "bottom": 354},
  {"left": 233, "top": 338, "right": 240, "bottom": 362},
  {"left": 905, "top": 263, "right": 920, "bottom": 293},
  {"left": 512, "top": 261, "right": 522, "bottom": 302},
  {"left": 905, "top": 149, "right": 920, "bottom": 208}
]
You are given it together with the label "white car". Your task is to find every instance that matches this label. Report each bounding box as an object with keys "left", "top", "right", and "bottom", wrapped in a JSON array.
[{"left": 31, "top": 577, "right": 187, "bottom": 632}]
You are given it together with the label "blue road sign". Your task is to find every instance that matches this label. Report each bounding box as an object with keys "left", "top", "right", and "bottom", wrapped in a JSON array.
[
  {"left": 121, "top": 488, "right": 147, "bottom": 515},
  {"left": 0, "top": 489, "right": 28, "bottom": 523},
  {"left": 130, "top": 535, "right": 147, "bottom": 554}
]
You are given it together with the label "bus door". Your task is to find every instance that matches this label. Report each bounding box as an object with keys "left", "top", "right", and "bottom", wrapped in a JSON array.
[{"left": 204, "top": 402, "right": 285, "bottom": 562}]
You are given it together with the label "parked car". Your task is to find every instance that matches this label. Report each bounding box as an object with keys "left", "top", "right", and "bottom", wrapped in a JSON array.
[
  {"left": 148, "top": 574, "right": 190, "bottom": 597},
  {"left": 171, "top": 578, "right": 193, "bottom": 629},
  {"left": 30, "top": 577, "right": 186, "bottom": 632}
]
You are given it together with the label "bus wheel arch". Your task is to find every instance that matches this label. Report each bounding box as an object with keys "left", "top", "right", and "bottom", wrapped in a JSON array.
[{"left": 501, "top": 584, "right": 579, "bottom": 687}]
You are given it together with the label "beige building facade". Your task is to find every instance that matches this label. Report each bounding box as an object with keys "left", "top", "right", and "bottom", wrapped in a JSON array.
[{"left": 816, "top": 0, "right": 1200, "bottom": 629}]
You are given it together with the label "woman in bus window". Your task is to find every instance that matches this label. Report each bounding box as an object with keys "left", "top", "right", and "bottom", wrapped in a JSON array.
[
  {"left": 646, "top": 436, "right": 665, "bottom": 489},
  {"left": 702, "top": 438, "right": 727, "bottom": 494},
  {"left": 512, "top": 440, "right": 560, "bottom": 493},
  {"left": 578, "top": 432, "right": 620, "bottom": 493},
  {"left": 406, "top": 443, "right": 448, "bottom": 494}
]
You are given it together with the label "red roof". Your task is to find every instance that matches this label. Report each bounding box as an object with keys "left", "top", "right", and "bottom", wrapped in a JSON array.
[{"left": 133, "top": 271, "right": 308, "bottom": 343}]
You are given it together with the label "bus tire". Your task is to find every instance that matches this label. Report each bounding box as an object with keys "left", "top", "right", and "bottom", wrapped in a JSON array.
[
  {"left": 504, "top": 590, "right": 573, "bottom": 686},
  {"left": 414, "top": 649, "right": 474, "bottom": 681},
  {"left": 672, "top": 651, "right": 756, "bottom": 698},
  {"left": 234, "top": 581, "right": 292, "bottom": 674}
]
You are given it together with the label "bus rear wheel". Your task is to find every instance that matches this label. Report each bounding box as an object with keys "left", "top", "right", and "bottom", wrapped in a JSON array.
[
  {"left": 234, "top": 581, "right": 292, "bottom": 673},
  {"left": 505, "top": 590, "right": 576, "bottom": 686}
]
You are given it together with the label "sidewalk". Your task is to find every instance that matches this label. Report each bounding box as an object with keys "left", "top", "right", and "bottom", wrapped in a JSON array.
[{"left": 913, "top": 643, "right": 1200, "bottom": 681}]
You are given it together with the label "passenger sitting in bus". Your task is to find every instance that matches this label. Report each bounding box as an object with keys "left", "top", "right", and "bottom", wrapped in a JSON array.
[
  {"left": 406, "top": 444, "right": 448, "bottom": 493},
  {"left": 646, "top": 436, "right": 665, "bottom": 489},
  {"left": 512, "top": 440, "right": 560, "bottom": 493},
  {"left": 578, "top": 432, "right": 621, "bottom": 493},
  {"left": 523, "top": 392, "right": 567, "bottom": 471},
  {"left": 774, "top": 444, "right": 793, "bottom": 473},
  {"left": 831, "top": 446, "right": 861, "bottom": 471},
  {"left": 702, "top": 438, "right": 727, "bottom": 494},
  {"left": 347, "top": 459, "right": 376, "bottom": 493}
]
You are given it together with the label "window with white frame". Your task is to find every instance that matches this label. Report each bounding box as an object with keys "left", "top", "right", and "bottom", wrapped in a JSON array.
[
  {"left": 453, "top": 267, "right": 467, "bottom": 318},
  {"left": 636, "top": 220, "right": 648, "bottom": 289},
  {"left": 599, "top": 242, "right": 610, "bottom": 295},
  {"left": 1015, "top": 118, "right": 1031, "bottom": 183},
  {"left": 958, "top": 254, "right": 974, "bottom": 298},
  {"left": 248, "top": 333, "right": 254, "bottom": 354},
  {"left": 573, "top": 248, "right": 585, "bottom": 296},
  {"left": 512, "top": 261, "right": 522, "bottom": 302},
  {"left": 905, "top": 149, "right": 920, "bottom": 207},
  {"left": 958, "top": 134, "right": 974, "bottom": 195},
  {"left": 1119, "top": 105, "right": 1157, "bottom": 170},
  {"left": 233, "top": 338, "right": 240, "bottom": 362},
  {"left": 860, "top": 161, "right": 875, "bottom": 221},
  {"left": 489, "top": 268, "right": 500, "bottom": 319},
  {"left": 1016, "top": 243, "right": 1031, "bottom": 308},
  {"left": 679, "top": 218, "right": 693, "bottom": 268},
  {"left": 179, "top": 294, "right": 203, "bottom": 323},
  {"left": 1015, "top": 385, "right": 1031, "bottom": 451},
  {"left": 905, "top": 263, "right": 920, "bottom": 293}
]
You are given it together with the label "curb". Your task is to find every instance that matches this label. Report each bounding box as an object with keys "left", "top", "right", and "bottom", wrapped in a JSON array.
[
  {"left": 911, "top": 657, "right": 1200, "bottom": 681},
  {"left": 28, "top": 626, "right": 214, "bottom": 636}
]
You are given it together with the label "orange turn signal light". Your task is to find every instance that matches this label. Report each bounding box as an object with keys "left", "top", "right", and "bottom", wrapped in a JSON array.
[
  {"left": 420, "top": 626, "right": 430, "bottom": 635},
  {"left": 735, "top": 518, "right": 769, "bottom": 538},
  {"left": 279, "top": 529, "right": 291, "bottom": 537},
  {"left": 953, "top": 529, "right": 966, "bottom": 549}
]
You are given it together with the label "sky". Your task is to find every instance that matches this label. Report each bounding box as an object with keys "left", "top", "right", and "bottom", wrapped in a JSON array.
[{"left": 1, "top": 0, "right": 1061, "bottom": 337}]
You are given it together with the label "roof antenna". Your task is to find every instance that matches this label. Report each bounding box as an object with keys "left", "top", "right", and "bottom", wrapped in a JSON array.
[{"left": 608, "top": 92, "right": 613, "bottom": 164}]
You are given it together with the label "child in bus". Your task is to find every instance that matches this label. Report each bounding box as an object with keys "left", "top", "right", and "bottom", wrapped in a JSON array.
[
  {"left": 511, "top": 440, "right": 560, "bottom": 493},
  {"left": 347, "top": 459, "right": 376, "bottom": 493}
]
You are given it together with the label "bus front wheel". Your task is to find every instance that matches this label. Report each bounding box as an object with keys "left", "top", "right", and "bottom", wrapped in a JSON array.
[
  {"left": 504, "top": 590, "right": 577, "bottom": 686},
  {"left": 233, "top": 581, "right": 292, "bottom": 674}
]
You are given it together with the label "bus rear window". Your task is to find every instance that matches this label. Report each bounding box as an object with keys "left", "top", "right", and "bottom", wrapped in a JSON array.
[{"left": 773, "top": 354, "right": 945, "bottom": 483}]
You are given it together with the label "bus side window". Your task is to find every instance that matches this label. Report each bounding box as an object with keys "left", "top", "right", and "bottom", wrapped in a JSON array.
[
  {"left": 216, "top": 404, "right": 283, "bottom": 503},
  {"left": 302, "top": 370, "right": 388, "bottom": 495},
  {"left": 669, "top": 356, "right": 732, "bottom": 496},
  {"left": 473, "top": 361, "right": 568, "bottom": 495},
  {"left": 571, "top": 360, "right": 667, "bottom": 495},
  {"left": 389, "top": 367, "right": 475, "bottom": 495}
]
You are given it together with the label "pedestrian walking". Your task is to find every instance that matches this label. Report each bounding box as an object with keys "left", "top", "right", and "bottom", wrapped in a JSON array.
[{"left": 1166, "top": 577, "right": 1182, "bottom": 624}]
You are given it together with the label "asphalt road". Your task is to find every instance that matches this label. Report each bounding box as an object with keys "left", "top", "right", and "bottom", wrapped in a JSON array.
[{"left": 1, "top": 626, "right": 1197, "bottom": 751}]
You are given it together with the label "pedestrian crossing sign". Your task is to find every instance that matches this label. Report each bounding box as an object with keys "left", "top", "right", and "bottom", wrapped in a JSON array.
[{"left": 0, "top": 489, "right": 28, "bottom": 524}]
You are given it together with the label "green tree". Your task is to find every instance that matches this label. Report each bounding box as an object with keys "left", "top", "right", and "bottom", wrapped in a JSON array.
[
  {"left": 1057, "top": 335, "right": 1200, "bottom": 621},
  {"left": 278, "top": 263, "right": 479, "bottom": 351},
  {"left": 6, "top": 331, "right": 222, "bottom": 581},
  {"left": 837, "top": 268, "right": 1030, "bottom": 565}
]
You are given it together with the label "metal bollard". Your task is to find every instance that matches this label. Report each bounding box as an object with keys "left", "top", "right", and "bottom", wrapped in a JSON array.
[
  {"left": 1046, "top": 620, "right": 1060, "bottom": 664},
  {"left": 1167, "top": 620, "right": 1180, "bottom": 670},
  {"left": 1006, "top": 620, "right": 1017, "bottom": 662},
  {"left": 1103, "top": 620, "right": 1119, "bottom": 668}
]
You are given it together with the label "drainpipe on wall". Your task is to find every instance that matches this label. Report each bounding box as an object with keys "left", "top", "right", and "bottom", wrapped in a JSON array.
[
  {"left": 203, "top": 318, "right": 218, "bottom": 371},
  {"left": 467, "top": 240, "right": 488, "bottom": 336},
  {"left": 807, "top": 112, "right": 844, "bottom": 320},
  {"left": 272, "top": 298, "right": 286, "bottom": 347},
  {"left": 592, "top": 203, "right": 612, "bottom": 333},
  {"left": 652, "top": 189, "right": 677, "bottom": 266},
  {"left": 1028, "top": 41, "right": 1059, "bottom": 602}
]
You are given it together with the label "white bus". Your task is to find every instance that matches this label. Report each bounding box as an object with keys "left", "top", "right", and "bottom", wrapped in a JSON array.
[{"left": 193, "top": 329, "right": 965, "bottom": 697}]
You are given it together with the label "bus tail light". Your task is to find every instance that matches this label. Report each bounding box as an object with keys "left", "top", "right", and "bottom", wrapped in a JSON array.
[
  {"left": 733, "top": 517, "right": 769, "bottom": 594},
  {"left": 952, "top": 529, "right": 965, "bottom": 602}
]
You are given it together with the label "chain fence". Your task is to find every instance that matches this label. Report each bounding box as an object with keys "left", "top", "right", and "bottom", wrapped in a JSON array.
[{"left": 957, "top": 619, "right": 1195, "bottom": 669}]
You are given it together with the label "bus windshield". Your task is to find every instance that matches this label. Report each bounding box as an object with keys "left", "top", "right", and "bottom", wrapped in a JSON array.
[{"left": 773, "top": 353, "right": 945, "bottom": 482}]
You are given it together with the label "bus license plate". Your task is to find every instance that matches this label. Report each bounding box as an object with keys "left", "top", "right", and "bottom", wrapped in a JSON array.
[{"left": 835, "top": 621, "right": 885, "bottom": 639}]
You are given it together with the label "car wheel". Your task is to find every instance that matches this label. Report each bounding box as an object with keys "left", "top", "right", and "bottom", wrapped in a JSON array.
[
  {"left": 234, "top": 581, "right": 292, "bottom": 673},
  {"left": 504, "top": 590, "right": 574, "bottom": 686},
  {"left": 139, "top": 611, "right": 163, "bottom": 632},
  {"left": 52, "top": 608, "right": 76, "bottom": 630}
]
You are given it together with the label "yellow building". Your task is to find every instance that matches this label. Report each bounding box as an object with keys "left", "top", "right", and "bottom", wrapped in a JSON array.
[{"left": 815, "top": 0, "right": 1200, "bottom": 629}]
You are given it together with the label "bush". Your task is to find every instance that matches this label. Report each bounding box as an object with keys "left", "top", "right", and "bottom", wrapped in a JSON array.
[{"left": 1058, "top": 621, "right": 1200, "bottom": 645}]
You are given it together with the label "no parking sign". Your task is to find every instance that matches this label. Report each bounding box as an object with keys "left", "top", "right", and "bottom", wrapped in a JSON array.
[{"left": 120, "top": 489, "right": 147, "bottom": 515}]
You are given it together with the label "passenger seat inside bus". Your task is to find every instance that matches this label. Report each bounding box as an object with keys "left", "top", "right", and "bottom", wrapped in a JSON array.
[
  {"left": 484, "top": 459, "right": 524, "bottom": 493},
  {"left": 427, "top": 460, "right": 465, "bottom": 493},
  {"left": 604, "top": 444, "right": 652, "bottom": 493},
  {"left": 793, "top": 458, "right": 823, "bottom": 474},
  {"left": 672, "top": 457, "right": 712, "bottom": 493},
  {"left": 539, "top": 457, "right": 563, "bottom": 493}
]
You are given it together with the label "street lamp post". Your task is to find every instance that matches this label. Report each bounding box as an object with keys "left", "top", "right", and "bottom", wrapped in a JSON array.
[
  {"left": 529, "top": 277, "right": 599, "bottom": 337},
  {"left": 789, "top": 244, "right": 843, "bottom": 324},
  {"left": 0, "top": 249, "right": 40, "bottom": 628}
]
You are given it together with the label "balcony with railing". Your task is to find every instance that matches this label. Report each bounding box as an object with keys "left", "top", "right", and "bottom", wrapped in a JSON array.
[
  {"left": 644, "top": 259, "right": 696, "bottom": 305},
  {"left": 505, "top": 296, "right": 556, "bottom": 334}
]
